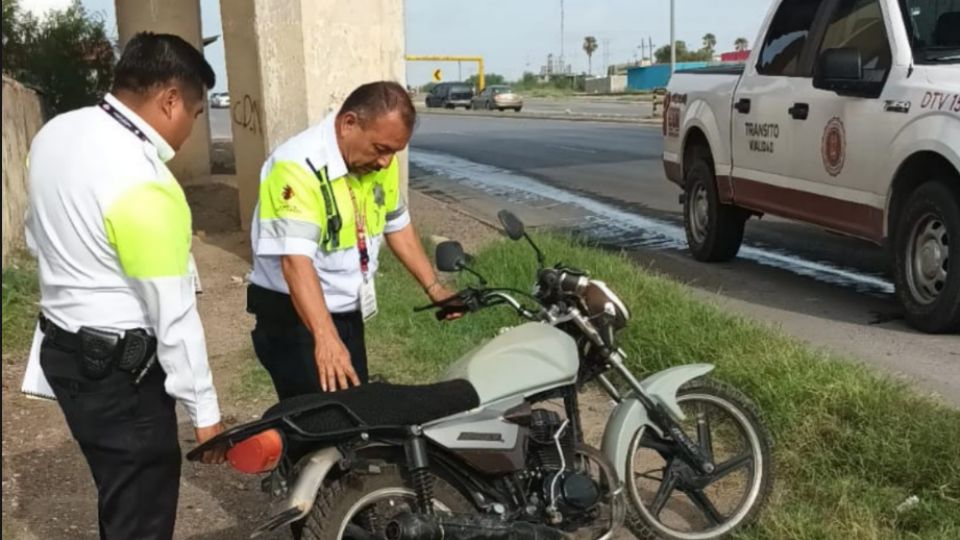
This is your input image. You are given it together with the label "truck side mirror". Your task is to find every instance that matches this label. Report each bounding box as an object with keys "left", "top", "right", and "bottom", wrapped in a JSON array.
[{"left": 814, "top": 48, "right": 883, "bottom": 99}]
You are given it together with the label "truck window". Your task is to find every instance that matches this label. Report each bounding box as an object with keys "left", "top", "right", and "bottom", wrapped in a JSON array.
[
  {"left": 758, "top": 0, "right": 827, "bottom": 76},
  {"left": 900, "top": 0, "right": 960, "bottom": 63},
  {"left": 817, "top": 0, "right": 893, "bottom": 82}
]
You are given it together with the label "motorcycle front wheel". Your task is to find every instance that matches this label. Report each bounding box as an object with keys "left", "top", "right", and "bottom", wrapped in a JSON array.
[
  {"left": 301, "top": 464, "right": 472, "bottom": 540},
  {"left": 625, "top": 377, "right": 773, "bottom": 539}
]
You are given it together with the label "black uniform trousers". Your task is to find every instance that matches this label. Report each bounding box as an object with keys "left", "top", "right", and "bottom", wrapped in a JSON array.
[
  {"left": 249, "top": 285, "right": 369, "bottom": 400},
  {"left": 39, "top": 340, "right": 181, "bottom": 540}
]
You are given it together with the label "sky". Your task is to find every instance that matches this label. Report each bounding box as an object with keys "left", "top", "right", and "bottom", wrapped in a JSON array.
[{"left": 23, "top": 0, "right": 775, "bottom": 92}]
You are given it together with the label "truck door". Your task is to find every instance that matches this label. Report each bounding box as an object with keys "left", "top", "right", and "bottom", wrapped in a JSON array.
[
  {"left": 788, "top": 0, "right": 899, "bottom": 242},
  {"left": 732, "top": 0, "right": 830, "bottom": 212}
]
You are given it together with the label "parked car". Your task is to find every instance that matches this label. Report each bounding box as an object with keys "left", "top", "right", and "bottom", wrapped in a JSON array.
[
  {"left": 471, "top": 85, "right": 523, "bottom": 112},
  {"left": 425, "top": 82, "right": 474, "bottom": 109},
  {"left": 663, "top": 0, "right": 960, "bottom": 333},
  {"left": 209, "top": 92, "right": 230, "bottom": 108}
]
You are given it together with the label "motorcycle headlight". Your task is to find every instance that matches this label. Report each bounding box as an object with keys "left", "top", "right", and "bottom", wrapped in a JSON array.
[{"left": 581, "top": 280, "right": 631, "bottom": 330}]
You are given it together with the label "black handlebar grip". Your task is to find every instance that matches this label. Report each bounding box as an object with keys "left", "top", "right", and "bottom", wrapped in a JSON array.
[{"left": 435, "top": 304, "right": 469, "bottom": 320}]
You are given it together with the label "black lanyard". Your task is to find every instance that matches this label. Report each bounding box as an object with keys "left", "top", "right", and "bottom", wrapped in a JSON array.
[{"left": 99, "top": 99, "right": 150, "bottom": 144}]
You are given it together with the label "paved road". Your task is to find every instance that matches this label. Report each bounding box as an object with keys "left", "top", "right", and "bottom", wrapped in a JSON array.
[
  {"left": 208, "top": 97, "right": 656, "bottom": 141},
  {"left": 417, "top": 95, "right": 655, "bottom": 117},
  {"left": 409, "top": 115, "right": 960, "bottom": 405},
  {"left": 210, "top": 107, "right": 232, "bottom": 140}
]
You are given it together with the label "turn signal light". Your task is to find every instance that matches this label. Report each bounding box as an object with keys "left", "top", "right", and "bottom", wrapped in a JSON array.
[
  {"left": 662, "top": 92, "right": 672, "bottom": 136},
  {"left": 227, "top": 429, "right": 284, "bottom": 474}
]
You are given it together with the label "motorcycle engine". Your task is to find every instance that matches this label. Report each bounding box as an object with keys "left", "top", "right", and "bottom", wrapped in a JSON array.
[{"left": 525, "top": 409, "right": 601, "bottom": 521}]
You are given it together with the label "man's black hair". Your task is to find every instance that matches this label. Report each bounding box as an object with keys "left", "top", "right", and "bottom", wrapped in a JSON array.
[
  {"left": 338, "top": 81, "right": 416, "bottom": 132},
  {"left": 112, "top": 32, "right": 215, "bottom": 100}
]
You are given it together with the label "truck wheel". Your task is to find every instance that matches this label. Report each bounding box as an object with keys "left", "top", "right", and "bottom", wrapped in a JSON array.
[
  {"left": 893, "top": 180, "right": 960, "bottom": 334},
  {"left": 683, "top": 147, "right": 748, "bottom": 262}
]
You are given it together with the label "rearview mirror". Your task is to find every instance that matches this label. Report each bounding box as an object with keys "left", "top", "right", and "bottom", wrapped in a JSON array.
[
  {"left": 497, "top": 210, "right": 526, "bottom": 241},
  {"left": 813, "top": 48, "right": 883, "bottom": 98},
  {"left": 435, "top": 241, "right": 466, "bottom": 272}
]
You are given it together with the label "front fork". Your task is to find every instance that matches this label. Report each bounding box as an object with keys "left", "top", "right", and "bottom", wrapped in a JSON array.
[{"left": 598, "top": 352, "right": 716, "bottom": 476}]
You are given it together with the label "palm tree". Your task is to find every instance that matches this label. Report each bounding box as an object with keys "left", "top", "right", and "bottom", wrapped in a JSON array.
[
  {"left": 702, "top": 33, "right": 717, "bottom": 54},
  {"left": 735, "top": 37, "right": 749, "bottom": 52},
  {"left": 583, "top": 36, "right": 598, "bottom": 75}
]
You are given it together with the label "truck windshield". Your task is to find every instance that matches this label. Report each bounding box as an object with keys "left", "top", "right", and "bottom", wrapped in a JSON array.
[{"left": 900, "top": 0, "right": 960, "bottom": 63}]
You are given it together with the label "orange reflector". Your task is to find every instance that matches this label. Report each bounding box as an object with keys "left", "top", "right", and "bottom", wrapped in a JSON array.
[{"left": 228, "top": 429, "right": 284, "bottom": 474}]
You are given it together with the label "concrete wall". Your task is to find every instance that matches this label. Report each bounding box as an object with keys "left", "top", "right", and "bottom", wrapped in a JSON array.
[
  {"left": 627, "top": 62, "right": 709, "bottom": 91},
  {"left": 221, "top": 0, "right": 407, "bottom": 229},
  {"left": 1, "top": 77, "right": 44, "bottom": 268},
  {"left": 115, "top": 0, "right": 212, "bottom": 184},
  {"left": 585, "top": 75, "right": 627, "bottom": 94}
]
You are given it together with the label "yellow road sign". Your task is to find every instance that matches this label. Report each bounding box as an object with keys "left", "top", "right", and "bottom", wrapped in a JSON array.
[
  {"left": 406, "top": 55, "right": 485, "bottom": 90},
  {"left": 432, "top": 69, "right": 443, "bottom": 82}
]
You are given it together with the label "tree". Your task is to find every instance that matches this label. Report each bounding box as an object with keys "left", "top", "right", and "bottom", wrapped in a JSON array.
[
  {"left": 702, "top": 33, "right": 717, "bottom": 54},
  {"left": 735, "top": 37, "right": 750, "bottom": 51},
  {"left": 465, "top": 72, "right": 505, "bottom": 89},
  {"left": 654, "top": 41, "right": 713, "bottom": 64},
  {"left": 582, "top": 36, "right": 598, "bottom": 75},
  {"left": 2, "top": 0, "right": 114, "bottom": 114}
]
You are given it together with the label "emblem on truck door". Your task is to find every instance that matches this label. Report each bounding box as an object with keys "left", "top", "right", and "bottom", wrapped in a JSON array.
[{"left": 821, "top": 117, "right": 846, "bottom": 177}]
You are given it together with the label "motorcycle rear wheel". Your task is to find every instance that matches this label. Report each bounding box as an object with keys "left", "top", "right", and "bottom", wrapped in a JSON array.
[
  {"left": 302, "top": 464, "right": 472, "bottom": 540},
  {"left": 625, "top": 377, "right": 773, "bottom": 539}
]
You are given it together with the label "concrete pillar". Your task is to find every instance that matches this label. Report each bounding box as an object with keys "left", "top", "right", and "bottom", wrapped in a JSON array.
[
  {"left": 220, "top": 0, "right": 407, "bottom": 230},
  {"left": 115, "top": 0, "right": 213, "bottom": 184}
]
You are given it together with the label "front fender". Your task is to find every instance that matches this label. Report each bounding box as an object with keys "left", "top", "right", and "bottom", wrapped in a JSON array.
[
  {"left": 601, "top": 364, "right": 714, "bottom": 481},
  {"left": 251, "top": 447, "right": 343, "bottom": 538}
]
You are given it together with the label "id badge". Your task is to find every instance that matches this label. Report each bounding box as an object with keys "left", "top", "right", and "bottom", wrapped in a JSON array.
[{"left": 360, "top": 277, "right": 379, "bottom": 322}]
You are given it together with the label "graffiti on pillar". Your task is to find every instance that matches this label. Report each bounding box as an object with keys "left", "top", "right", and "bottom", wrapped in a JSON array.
[{"left": 232, "top": 94, "right": 262, "bottom": 134}]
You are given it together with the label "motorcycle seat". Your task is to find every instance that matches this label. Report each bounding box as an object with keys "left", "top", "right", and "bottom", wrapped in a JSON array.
[{"left": 263, "top": 380, "right": 481, "bottom": 433}]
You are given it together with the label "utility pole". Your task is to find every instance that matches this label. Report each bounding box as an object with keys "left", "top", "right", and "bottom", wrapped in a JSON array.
[
  {"left": 602, "top": 38, "right": 609, "bottom": 75},
  {"left": 560, "top": 0, "right": 565, "bottom": 73},
  {"left": 670, "top": 0, "right": 676, "bottom": 73}
]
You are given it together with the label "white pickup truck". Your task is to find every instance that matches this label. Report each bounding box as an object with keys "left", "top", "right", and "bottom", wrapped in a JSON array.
[{"left": 663, "top": 0, "right": 959, "bottom": 333}]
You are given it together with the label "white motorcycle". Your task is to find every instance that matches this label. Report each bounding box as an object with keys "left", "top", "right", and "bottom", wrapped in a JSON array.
[{"left": 189, "top": 210, "right": 773, "bottom": 540}]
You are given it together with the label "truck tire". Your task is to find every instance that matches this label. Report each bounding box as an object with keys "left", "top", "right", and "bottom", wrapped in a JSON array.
[
  {"left": 683, "top": 147, "right": 748, "bottom": 262},
  {"left": 893, "top": 179, "right": 960, "bottom": 334}
]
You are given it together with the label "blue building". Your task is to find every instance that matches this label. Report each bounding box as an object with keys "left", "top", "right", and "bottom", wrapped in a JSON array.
[{"left": 626, "top": 62, "right": 709, "bottom": 91}]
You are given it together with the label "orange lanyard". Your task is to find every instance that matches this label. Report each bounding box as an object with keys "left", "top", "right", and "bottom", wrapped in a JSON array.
[{"left": 347, "top": 185, "right": 370, "bottom": 275}]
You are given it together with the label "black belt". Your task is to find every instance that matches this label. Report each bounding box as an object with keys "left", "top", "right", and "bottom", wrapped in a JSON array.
[
  {"left": 247, "top": 284, "right": 361, "bottom": 328},
  {"left": 38, "top": 314, "right": 84, "bottom": 352},
  {"left": 39, "top": 314, "right": 157, "bottom": 382}
]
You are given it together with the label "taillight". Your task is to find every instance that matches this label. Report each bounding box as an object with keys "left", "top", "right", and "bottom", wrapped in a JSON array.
[
  {"left": 227, "top": 429, "right": 284, "bottom": 474},
  {"left": 662, "top": 92, "right": 672, "bottom": 136}
]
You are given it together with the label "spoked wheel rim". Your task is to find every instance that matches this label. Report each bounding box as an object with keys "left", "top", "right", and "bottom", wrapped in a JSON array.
[
  {"left": 627, "top": 393, "right": 765, "bottom": 539},
  {"left": 337, "top": 488, "right": 453, "bottom": 540},
  {"left": 688, "top": 182, "right": 710, "bottom": 245},
  {"left": 906, "top": 212, "right": 949, "bottom": 305}
]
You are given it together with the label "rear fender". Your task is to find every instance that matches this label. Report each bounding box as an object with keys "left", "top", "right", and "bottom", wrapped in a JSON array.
[
  {"left": 251, "top": 447, "right": 343, "bottom": 538},
  {"left": 601, "top": 364, "right": 714, "bottom": 481}
]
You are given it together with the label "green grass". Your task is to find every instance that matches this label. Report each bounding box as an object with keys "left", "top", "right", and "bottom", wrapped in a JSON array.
[
  {"left": 519, "top": 87, "right": 578, "bottom": 98},
  {"left": 2, "top": 255, "right": 39, "bottom": 357},
  {"left": 361, "top": 234, "right": 960, "bottom": 539}
]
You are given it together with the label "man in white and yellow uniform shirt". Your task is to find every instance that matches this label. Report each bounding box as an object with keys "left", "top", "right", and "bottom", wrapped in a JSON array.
[
  {"left": 247, "top": 81, "right": 457, "bottom": 397},
  {"left": 25, "top": 33, "right": 225, "bottom": 540}
]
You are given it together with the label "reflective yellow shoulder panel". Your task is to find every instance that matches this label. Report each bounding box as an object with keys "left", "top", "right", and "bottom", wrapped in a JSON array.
[{"left": 104, "top": 179, "right": 192, "bottom": 279}]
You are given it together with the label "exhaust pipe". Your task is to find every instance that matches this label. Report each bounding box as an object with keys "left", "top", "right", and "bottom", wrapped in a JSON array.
[{"left": 385, "top": 512, "right": 568, "bottom": 540}]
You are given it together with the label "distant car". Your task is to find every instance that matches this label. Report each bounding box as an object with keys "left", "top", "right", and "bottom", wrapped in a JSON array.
[
  {"left": 471, "top": 85, "right": 523, "bottom": 112},
  {"left": 425, "top": 83, "right": 474, "bottom": 109},
  {"left": 210, "top": 92, "right": 230, "bottom": 108}
]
